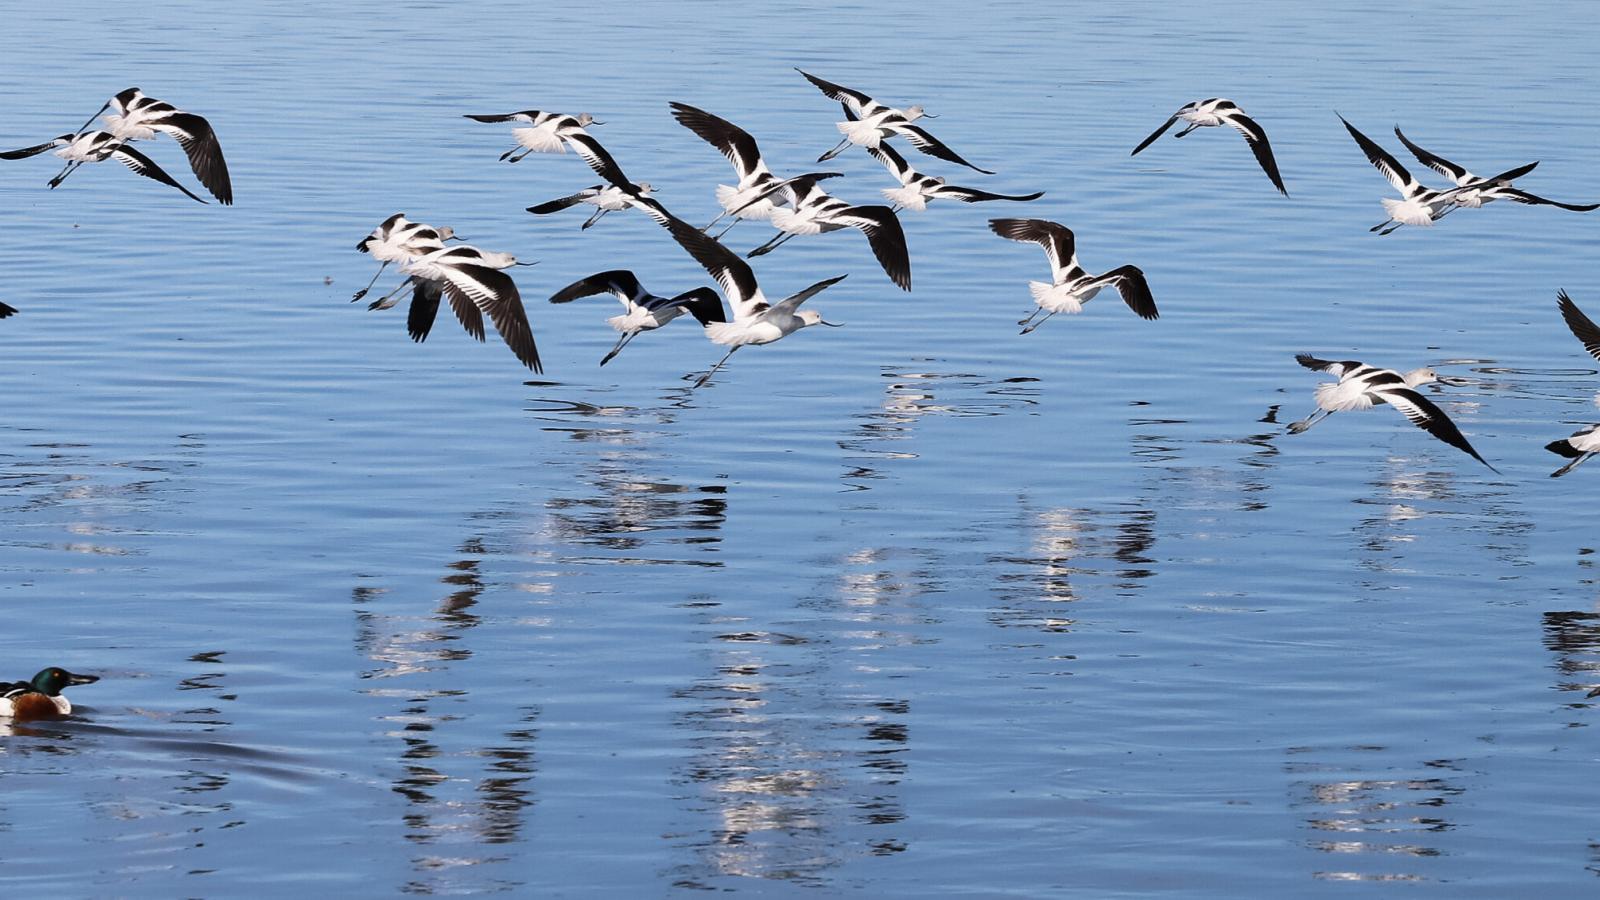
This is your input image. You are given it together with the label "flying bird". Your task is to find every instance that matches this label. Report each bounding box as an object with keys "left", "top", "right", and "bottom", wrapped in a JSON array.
[
  {"left": 1547, "top": 425, "right": 1600, "bottom": 478},
  {"left": 369, "top": 245, "right": 542, "bottom": 372},
  {"left": 630, "top": 196, "right": 848, "bottom": 388},
  {"left": 866, "top": 143, "right": 1041, "bottom": 211},
  {"left": 548, "top": 269, "right": 726, "bottom": 366},
  {"left": 353, "top": 213, "right": 458, "bottom": 301},
  {"left": 98, "top": 88, "right": 233, "bottom": 204},
  {"left": 795, "top": 68, "right": 994, "bottom": 174},
  {"left": 527, "top": 182, "right": 655, "bottom": 230},
  {"left": 463, "top": 110, "right": 601, "bottom": 162},
  {"left": 988, "top": 218, "right": 1157, "bottom": 332},
  {"left": 1287, "top": 355, "right": 1495, "bottom": 470},
  {"left": 1131, "top": 98, "right": 1287, "bottom": 195},
  {"left": 746, "top": 176, "right": 912, "bottom": 291},
  {"left": 668, "top": 101, "right": 842, "bottom": 239},
  {"left": 1340, "top": 115, "right": 1535, "bottom": 234},
  {"left": 1394, "top": 127, "right": 1596, "bottom": 212},
  {"left": 0, "top": 131, "right": 207, "bottom": 202}
]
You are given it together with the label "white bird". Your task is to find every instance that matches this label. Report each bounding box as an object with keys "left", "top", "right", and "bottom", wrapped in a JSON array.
[
  {"left": 1394, "top": 127, "right": 1596, "bottom": 212},
  {"left": 669, "top": 101, "right": 842, "bottom": 239},
  {"left": 463, "top": 110, "right": 601, "bottom": 162},
  {"left": 353, "top": 213, "right": 459, "bottom": 301},
  {"left": 97, "top": 88, "right": 232, "bottom": 204},
  {"left": 630, "top": 196, "right": 847, "bottom": 388},
  {"left": 1340, "top": 115, "right": 1534, "bottom": 234},
  {"left": 1547, "top": 425, "right": 1600, "bottom": 478},
  {"left": 526, "top": 182, "right": 655, "bottom": 229},
  {"left": 370, "top": 245, "right": 542, "bottom": 372},
  {"left": 1287, "top": 354, "right": 1495, "bottom": 470},
  {"left": 796, "top": 68, "right": 994, "bottom": 174},
  {"left": 866, "top": 142, "right": 1042, "bottom": 211},
  {"left": 988, "top": 218, "right": 1157, "bottom": 332},
  {"left": 0, "top": 131, "right": 206, "bottom": 202},
  {"left": 548, "top": 269, "right": 727, "bottom": 366},
  {"left": 746, "top": 176, "right": 912, "bottom": 291},
  {"left": 1131, "top": 98, "right": 1287, "bottom": 195}
]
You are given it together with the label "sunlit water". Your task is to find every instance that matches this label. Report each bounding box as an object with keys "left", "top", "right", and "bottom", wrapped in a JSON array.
[{"left": 3, "top": 1, "right": 1600, "bottom": 894}]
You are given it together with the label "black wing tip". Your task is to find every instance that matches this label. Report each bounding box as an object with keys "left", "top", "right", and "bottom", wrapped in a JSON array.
[
  {"left": 0, "top": 302, "right": 18, "bottom": 319},
  {"left": 1547, "top": 438, "right": 1584, "bottom": 459}
]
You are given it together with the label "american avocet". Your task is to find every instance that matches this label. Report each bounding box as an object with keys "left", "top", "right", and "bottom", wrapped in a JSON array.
[
  {"left": 98, "top": 89, "right": 232, "bottom": 204},
  {"left": 371, "top": 245, "right": 542, "bottom": 372},
  {"left": 549, "top": 269, "right": 726, "bottom": 366},
  {"left": 526, "top": 182, "right": 655, "bottom": 230},
  {"left": 1546, "top": 425, "right": 1600, "bottom": 478},
  {"left": 1394, "top": 127, "right": 1597, "bottom": 212},
  {"left": 668, "top": 101, "right": 842, "bottom": 239},
  {"left": 0, "top": 131, "right": 206, "bottom": 202},
  {"left": 1131, "top": 99, "right": 1287, "bottom": 195},
  {"left": 745, "top": 177, "right": 911, "bottom": 291},
  {"left": 1287, "top": 354, "right": 1496, "bottom": 470},
  {"left": 1340, "top": 115, "right": 1535, "bottom": 234},
  {"left": 353, "top": 213, "right": 458, "bottom": 301},
  {"left": 795, "top": 68, "right": 994, "bottom": 174},
  {"left": 630, "top": 196, "right": 847, "bottom": 388},
  {"left": 988, "top": 218, "right": 1157, "bottom": 331},
  {"left": 463, "top": 110, "right": 601, "bottom": 162},
  {"left": 865, "top": 143, "right": 1042, "bottom": 211}
]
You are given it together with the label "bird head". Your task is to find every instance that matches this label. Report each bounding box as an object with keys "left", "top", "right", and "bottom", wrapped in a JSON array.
[{"left": 798, "top": 310, "right": 842, "bottom": 328}]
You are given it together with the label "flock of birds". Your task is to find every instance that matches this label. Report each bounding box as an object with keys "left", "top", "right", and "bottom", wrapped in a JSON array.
[{"left": 1, "top": 74, "right": 1599, "bottom": 717}]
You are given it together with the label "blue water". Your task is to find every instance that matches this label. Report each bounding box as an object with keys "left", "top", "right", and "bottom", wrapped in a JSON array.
[{"left": 3, "top": 0, "right": 1600, "bottom": 894}]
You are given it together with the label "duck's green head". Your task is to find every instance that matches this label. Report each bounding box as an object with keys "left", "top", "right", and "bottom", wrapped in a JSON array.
[{"left": 28, "top": 667, "right": 99, "bottom": 696}]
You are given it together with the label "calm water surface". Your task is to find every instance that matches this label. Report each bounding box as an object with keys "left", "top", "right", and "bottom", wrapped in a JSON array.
[{"left": 3, "top": 1, "right": 1600, "bottom": 895}]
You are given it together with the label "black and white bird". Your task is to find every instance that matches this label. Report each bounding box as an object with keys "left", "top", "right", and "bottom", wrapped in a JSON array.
[
  {"left": 353, "top": 213, "right": 458, "bottom": 301},
  {"left": 1340, "top": 115, "right": 1535, "bottom": 234},
  {"left": 866, "top": 143, "right": 1041, "bottom": 211},
  {"left": 1546, "top": 291, "right": 1600, "bottom": 476},
  {"left": 463, "top": 110, "right": 601, "bottom": 162},
  {"left": 1558, "top": 289, "right": 1600, "bottom": 363},
  {"left": 987, "top": 218, "right": 1157, "bottom": 332},
  {"left": 1287, "top": 355, "right": 1495, "bottom": 470},
  {"left": 629, "top": 196, "right": 848, "bottom": 388},
  {"left": 526, "top": 182, "right": 655, "bottom": 230},
  {"left": 369, "top": 245, "right": 542, "bottom": 373},
  {"left": 1130, "top": 99, "right": 1287, "bottom": 195},
  {"left": 745, "top": 177, "right": 912, "bottom": 291},
  {"left": 668, "top": 101, "right": 841, "bottom": 239},
  {"left": 796, "top": 68, "right": 994, "bottom": 174},
  {"left": 1394, "top": 127, "right": 1596, "bottom": 212},
  {"left": 98, "top": 88, "right": 232, "bottom": 204},
  {"left": 0, "top": 131, "right": 207, "bottom": 202},
  {"left": 548, "top": 269, "right": 726, "bottom": 366}
]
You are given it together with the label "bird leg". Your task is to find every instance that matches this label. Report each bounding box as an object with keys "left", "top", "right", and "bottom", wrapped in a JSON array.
[
  {"left": 713, "top": 219, "right": 743, "bottom": 240},
  {"left": 692, "top": 346, "right": 740, "bottom": 389},
  {"left": 581, "top": 207, "right": 609, "bottom": 230},
  {"left": 1018, "top": 307, "right": 1045, "bottom": 327},
  {"left": 1019, "top": 311, "right": 1057, "bottom": 335},
  {"left": 1552, "top": 452, "right": 1595, "bottom": 478},
  {"left": 352, "top": 261, "right": 390, "bottom": 302},
  {"left": 47, "top": 159, "right": 85, "bottom": 189},
  {"left": 1368, "top": 220, "right": 1392, "bottom": 232},
  {"left": 368, "top": 276, "right": 417, "bottom": 311},
  {"left": 817, "top": 136, "right": 851, "bottom": 162},
  {"left": 1286, "top": 410, "right": 1333, "bottom": 434},
  {"left": 70, "top": 100, "right": 111, "bottom": 140},
  {"left": 599, "top": 331, "right": 638, "bottom": 367},
  {"left": 498, "top": 145, "right": 520, "bottom": 162},
  {"left": 747, "top": 232, "right": 797, "bottom": 258}
]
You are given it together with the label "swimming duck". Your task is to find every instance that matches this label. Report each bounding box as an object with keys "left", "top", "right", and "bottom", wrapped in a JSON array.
[{"left": 0, "top": 667, "right": 99, "bottom": 719}]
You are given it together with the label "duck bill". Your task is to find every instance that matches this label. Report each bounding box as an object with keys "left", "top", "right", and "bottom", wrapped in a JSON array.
[{"left": 66, "top": 672, "right": 100, "bottom": 686}]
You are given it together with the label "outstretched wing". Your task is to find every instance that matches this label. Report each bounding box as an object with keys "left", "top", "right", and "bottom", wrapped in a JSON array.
[
  {"left": 830, "top": 205, "right": 911, "bottom": 291},
  {"left": 1224, "top": 112, "right": 1287, "bottom": 195},
  {"left": 526, "top": 187, "right": 602, "bottom": 215},
  {"left": 770, "top": 274, "right": 850, "bottom": 317},
  {"left": 1294, "top": 355, "right": 1363, "bottom": 376},
  {"left": 463, "top": 112, "right": 540, "bottom": 123},
  {"left": 151, "top": 111, "right": 232, "bottom": 204},
  {"left": 664, "top": 287, "right": 728, "bottom": 326},
  {"left": 1392, "top": 127, "right": 1471, "bottom": 184},
  {"left": 894, "top": 124, "right": 994, "bottom": 174},
  {"left": 1130, "top": 114, "right": 1179, "bottom": 156},
  {"left": 440, "top": 264, "right": 541, "bottom": 372},
  {"left": 0, "top": 301, "right": 17, "bottom": 319},
  {"left": 632, "top": 196, "right": 762, "bottom": 317},
  {"left": 564, "top": 132, "right": 639, "bottom": 193},
  {"left": 1340, "top": 115, "right": 1416, "bottom": 195},
  {"left": 1499, "top": 188, "right": 1600, "bottom": 212},
  {"left": 0, "top": 137, "right": 69, "bottom": 160},
  {"left": 669, "top": 102, "right": 765, "bottom": 180},
  {"left": 1557, "top": 290, "right": 1600, "bottom": 361},
  {"left": 549, "top": 270, "right": 645, "bottom": 306},
  {"left": 407, "top": 278, "right": 444, "bottom": 343},
  {"left": 109, "top": 144, "right": 208, "bottom": 203},
  {"left": 930, "top": 185, "right": 1044, "bottom": 203},
  {"left": 794, "top": 68, "right": 872, "bottom": 114},
  {"left": 865, "top": 143, "right": 915, "bottom": 184},
  {"left": 989, "top": 218, "right": 1075, "bottom": 281},
  {"left": 1379, "top": 386, "right": 1498, "bottom": 471},
  {"left": 1084, "top": 265, "right": 1158, "bottom": 320}
]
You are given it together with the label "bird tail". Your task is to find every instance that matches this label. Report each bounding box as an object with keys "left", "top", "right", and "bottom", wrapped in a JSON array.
[
  {"left": 1380, "top": 197, "right": 1436, "bottom": 226},
  {"left": 882, "top": 185, "right": 925, "bottom": 210}
]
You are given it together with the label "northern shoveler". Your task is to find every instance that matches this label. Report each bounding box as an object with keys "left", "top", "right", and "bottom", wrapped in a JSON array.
[{"left": 0, "top": 667, "right": 99, "bottom": 719}]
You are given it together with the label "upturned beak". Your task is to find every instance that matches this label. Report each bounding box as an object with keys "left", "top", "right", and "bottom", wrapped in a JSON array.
[
  {"left": 1435, "top": 375, "right": 1471, "bottom": 387},
  {"left": 820, "top": 320, "right": 844, "bottom": 327},
  {"left": 921, "top": 112, "right": 939, "bottom": 119},
  {"left": 512, "top": 261, "right": 539, "bottom": 267},
  {"left": 67, "top": 672, "right": 100, "bottom": 686},
  {"left": 590, "top": 119, "right": 606, "bottom": 126}
]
